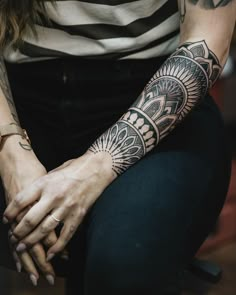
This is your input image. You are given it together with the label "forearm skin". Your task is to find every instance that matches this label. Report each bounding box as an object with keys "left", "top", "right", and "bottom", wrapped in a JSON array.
[
  {"left": 0, "top": 56, "right": 32, "bottom": 157},
  {"left": 0, "top": 56, "right": 20, "bottom": 124},
  {"left": 88, "top": 40, "right": 221, "bottom": 177}
]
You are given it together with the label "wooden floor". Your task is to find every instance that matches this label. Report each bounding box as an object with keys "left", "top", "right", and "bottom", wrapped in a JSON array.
[
  {"left": 183, "top": 242, "right": 236, "bottom": 295},
  {"left": 201, "top": 243, "right": 236, "bottom": 295},
  {"left": 1, "top": 242, "right": 236, "bottom": 295},
  {"left": 0, "top": 267, "right": 65, "bottom": 295}
]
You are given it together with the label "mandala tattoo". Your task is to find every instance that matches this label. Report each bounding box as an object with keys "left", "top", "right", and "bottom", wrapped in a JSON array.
[
  {"left": 188, "top": 0, "right": 233, "bottom": 8},
  {"left": 180, "top": 0, "right": 234, "bottom": 22},
  {"left": 89, "top": 41, "right": 221, "bottom": 176}
]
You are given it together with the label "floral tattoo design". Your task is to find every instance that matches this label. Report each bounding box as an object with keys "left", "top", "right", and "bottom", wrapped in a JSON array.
[
  {"left": 180, "top": 0, "right": 234, "bottom": 22},
  {"left": 89, "top": 41, "right": 221, "bottom": 176}
]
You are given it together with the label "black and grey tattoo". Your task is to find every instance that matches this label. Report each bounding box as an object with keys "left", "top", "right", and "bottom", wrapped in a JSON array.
[
  {"left": 188, "top": 0, "right": 233, "bottom": 8},
  {"left": 180, "top": 0, "right": 234, "bottom": 22},
  {"left": 89, "top": 41, "right": 221, "bottom": 176},
  {"left": 0, "top": 57, "right": 32, "bottom": 151}
]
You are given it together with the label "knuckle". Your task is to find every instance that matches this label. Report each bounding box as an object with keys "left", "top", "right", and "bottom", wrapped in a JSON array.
[
  {"left": 24, "top": 218, "right": 34, "bottom": 228},
  {"left": 67, "top": 226, "right": 76, "bottom": 241},
  {"left": 31, "top": 243, "right": 39, "bottom": 250},
  {"left": 69, "top": 224, "right": 76, "bottom": 234},
  {"left": 80, "top": 207, "right": 87, "bottom": 216},
  {"left": 24, "top": 241, "right": 32, "bottom": 249},
  {"left": 38, "top": 174, "right": 49, "bottom": 184},
  {"left": 34, "top": 176, "right": 48, "bottom": 190},
  {"left": 30, "top": 244, "right": 42, "bottom": 257},
  {"left": 13, "top": 197, "right": 22, "bottom": 208},
  {"left": 30, "top": 244, "right": 41, "bottom": 255},
  {"left": 16, "top": 212, "right": 24, "bottom": 222},
  {"left": 44, "top": 237, "right": 56, "bottom": 246},
  {"left": 12, "top": 231, "right": 20, "bottom": 239},
  {"left": 65, "top": 200, "right": 76, "bottom": 209},
  {"left": 64, "top": 236, "right": 71, "bottom": 243},
  {"left": 40, "top": 224, "right": 50, "bottom": 234},
  {"left": 55, "top": 194, "right": 65, "bottom": 201},
  {"left": 56, "top": 243, "right": 64, "bottom": 253},
  {"left": 44, "top": 239, "right": 53, "bottom": 247}
]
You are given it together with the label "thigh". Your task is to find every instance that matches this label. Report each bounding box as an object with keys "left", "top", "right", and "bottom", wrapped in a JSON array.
[{"left": 67, "top": 95, "right": 231, "bottom": 295}]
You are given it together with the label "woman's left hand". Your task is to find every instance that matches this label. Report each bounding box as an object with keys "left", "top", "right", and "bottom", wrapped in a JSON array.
[{"left": 3, "top": 151, "right": 114, "bottom": 261}]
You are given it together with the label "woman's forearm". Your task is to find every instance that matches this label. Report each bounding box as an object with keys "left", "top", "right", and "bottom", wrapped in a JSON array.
[
  {"left": 88, "top": 40, "right": 222, "bottom": 178},
  {"left": 0, "top": 57, "right": 33, "bottom": 163},
  {"left": 0, "top": 56, "right": 20, "bottom": 125}
]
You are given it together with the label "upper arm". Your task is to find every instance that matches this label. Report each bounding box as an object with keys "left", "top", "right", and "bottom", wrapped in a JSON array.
[{"left": 178, "top": 0, "right": 236, "bottom": 65}]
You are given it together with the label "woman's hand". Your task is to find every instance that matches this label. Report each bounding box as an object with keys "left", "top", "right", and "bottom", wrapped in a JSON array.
[
  {"left": 0, "top": 152, "right": 60, "bottom": 286},
  {"left": 8, "top": 220, "right": 56, "bottom": 286},
  {"left": 3, "top": 151, "right": 114, "bottom": 261}
]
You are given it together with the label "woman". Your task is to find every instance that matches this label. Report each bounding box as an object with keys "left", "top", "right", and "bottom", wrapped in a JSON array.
[{"left": 0, "top": 0, "right": 235, "bottom": 294}]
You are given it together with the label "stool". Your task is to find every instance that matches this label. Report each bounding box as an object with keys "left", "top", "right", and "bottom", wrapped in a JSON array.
[
  {"left": 179, "top": 258, "right": 222, "bottom": 295},
  {"left": 188, "top": 258, "right": 222, "bottom": 284}
]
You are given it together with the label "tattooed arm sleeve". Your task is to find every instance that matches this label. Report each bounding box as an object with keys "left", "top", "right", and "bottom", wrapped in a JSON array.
[
  {"left": 88, "top": 1, "right": 236, "bottom": 179},
  {"left": 88, "top": 41, "right": 220, "bottom": 176}
]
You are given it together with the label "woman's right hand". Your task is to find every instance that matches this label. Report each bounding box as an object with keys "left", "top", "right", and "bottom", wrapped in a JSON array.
[{"left": 0, "top": 137, "right": 63, "bottom": 286}]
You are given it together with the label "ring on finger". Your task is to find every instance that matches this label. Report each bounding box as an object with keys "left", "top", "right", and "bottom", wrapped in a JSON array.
[
  {"left": 49, "top": 213, "right": 61, "bottom": 223},
  {"left": 48, "top": 212, "right": 64, "bottom": 225}
]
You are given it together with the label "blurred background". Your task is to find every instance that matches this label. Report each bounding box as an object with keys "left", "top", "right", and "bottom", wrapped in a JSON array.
[{"left": 1, "top": 32, "right": 236, "bottom": 295}]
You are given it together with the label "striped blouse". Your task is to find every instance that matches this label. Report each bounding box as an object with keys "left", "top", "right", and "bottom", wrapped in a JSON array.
[{"left": 3, "top": 0, "right": 180, "bottom": 63}]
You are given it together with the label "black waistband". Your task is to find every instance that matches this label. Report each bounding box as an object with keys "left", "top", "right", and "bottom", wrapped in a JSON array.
[{"left": 5, "top": 55, "right": 169, "bottom": 74}]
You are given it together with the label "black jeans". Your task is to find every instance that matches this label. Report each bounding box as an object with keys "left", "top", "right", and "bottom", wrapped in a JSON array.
[{"left": 0, "top": 57, "right": 232, "bottom": 295}]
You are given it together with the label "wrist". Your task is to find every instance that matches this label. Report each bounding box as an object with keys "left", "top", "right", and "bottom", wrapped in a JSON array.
[
  {"left": 84, "top": 149, "right": 116, "bottom": 184},
  {"left": 0, "top": 134, "right": 36, "bottom": 169}
]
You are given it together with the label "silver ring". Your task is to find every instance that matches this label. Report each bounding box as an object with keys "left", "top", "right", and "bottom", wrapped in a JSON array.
[{"left": 50, "top": 213, "right": 61, "bottom": 223}]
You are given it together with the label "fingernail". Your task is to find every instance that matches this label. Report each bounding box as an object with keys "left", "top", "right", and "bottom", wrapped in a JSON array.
[
  {"left": 46, "top": 274, "right": 55, "bottom": 285},
  {"left": 29, "top": 274, "right": 38, "bottom": 286},
  {"left": 46, "top": 253, "right": 55, "bottom": 262},
  {"left": 16, "top": 243, "right": 26, "bottom": 252},
  {"left": 2, "top": 216, "right": 8, "bottom": 224},
  {"left": 16, "top": 262, "right": 22, "bottom": 273},
  {"left": 61, "top": 254, "right": 69, "bottom": 260}
]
